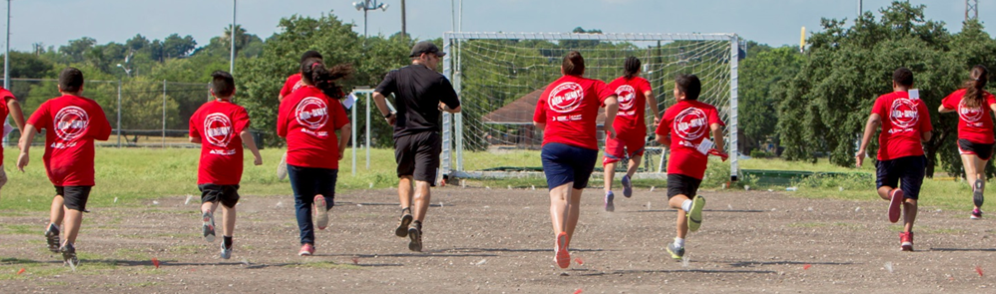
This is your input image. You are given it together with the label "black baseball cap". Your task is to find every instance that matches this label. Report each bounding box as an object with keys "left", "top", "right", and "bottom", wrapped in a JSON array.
[{"left": 410, "top": 41, "right": 445, "bottom": 57}]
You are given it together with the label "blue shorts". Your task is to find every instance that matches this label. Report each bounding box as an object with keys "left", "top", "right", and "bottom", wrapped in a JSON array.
[
  {"left": 876, "top": 155, "right": 926, "bottom": 200},
  {"left": 541, "top": 143, "right": 598, "bottom": 190}
]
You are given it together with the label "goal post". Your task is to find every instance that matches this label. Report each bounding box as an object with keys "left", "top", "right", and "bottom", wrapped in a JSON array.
[{"left": 441, "top": 32, "right": 740, "bottom": 182}]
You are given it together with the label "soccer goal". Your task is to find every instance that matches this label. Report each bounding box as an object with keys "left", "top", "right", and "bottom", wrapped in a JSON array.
[{"left": 440, "top": 32, "right": 740, "bottom": 182}]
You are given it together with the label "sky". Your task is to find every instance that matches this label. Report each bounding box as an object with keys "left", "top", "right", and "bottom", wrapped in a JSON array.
[{"left": 4, "top": 0, "right": 995, "bottom": 51}]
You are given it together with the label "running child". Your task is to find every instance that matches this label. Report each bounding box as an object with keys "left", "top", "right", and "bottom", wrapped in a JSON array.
[
  {"left": 17, "top": 67, "right": 112, "bottom": 267},
  {"left": 856, "top": 67, "right": 932, "bottom": 251},
  {"left": 189, "top": 70, "right": 263, "bottom": 259},
  {"left": 277, "top": 59, "right": 352, "bottom": 256},
  {"left": 655, "top": 74, "right": 727, "bottom": 261},
  {"left": 276, "top": 50, "right": 324, "bottom": 180},
  {"left": 603, "top": 56, "right": 658, "bottom": 211},
  {"left": 938, "top": 65, "right": 993, "bottom": 220},
  {"left": 533, "top": 51, "right": 619, "bottom": 269},
  {"left": 0, "top": 84, "right": 26, "bottom": 200}
]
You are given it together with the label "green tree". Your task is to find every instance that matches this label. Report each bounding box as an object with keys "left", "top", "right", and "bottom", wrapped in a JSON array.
[{"left": 739, "top": 46, "right": 803, "bottom": 153}]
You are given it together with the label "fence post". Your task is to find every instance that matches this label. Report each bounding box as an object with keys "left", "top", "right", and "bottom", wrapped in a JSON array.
[
  {"left": 117, "top": 79, "right": 122, "bottom": 148},
  {"left": 365, "top": 93, "right": 370, "bottom": 169},
  {"left": 162, "top": 80, "right": 167, "bottom": 148},
  {"left": 352, "top": 96, "right": 357, "bottom": 175}
]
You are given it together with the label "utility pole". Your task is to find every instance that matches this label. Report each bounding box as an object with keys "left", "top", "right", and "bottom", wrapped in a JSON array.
[
  {"left": 230, "top": 0, "right": 236, "bottom": 74},
  {"left": 967, "top": 0, "right": 979, "bottom": 21},
  {"left": 401, "top": 0, "right": 406, "bottom": 43}
]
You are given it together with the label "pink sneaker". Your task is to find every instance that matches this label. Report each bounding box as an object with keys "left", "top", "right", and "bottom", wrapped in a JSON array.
[
  {"left": 314, "top": 195, "right": 330, "bottom": 230},
  {"left": 888, "top": 189, "right": 904, "bottom": 223},
  {"left": 900, "top": 232, "right": 913, "bottom": 251},
  {"left": 555, "top": 232, "right": 570, "bottom": 269},
  {"left": 298, "top": 243, "right": 315, "bottom": 256}
]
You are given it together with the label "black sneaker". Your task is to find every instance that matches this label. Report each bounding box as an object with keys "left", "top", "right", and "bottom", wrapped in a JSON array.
[
  {"left": 666, "top": 243, "right": 685, "bottom": 261},
  {"left": 44, "top": 224, "right": 60, "bottom": 253},
  {"left": 60, "top": 243, "right": 79, "bottom": 268},
  {"left": 395, "top": 209, "right": 413, "bottom": 237},
  {"left": 974, "top": 179, "right": 985, "bottom": 207},
  {"left": 408, "top": 221, "right": 423, "bottom": 252}
]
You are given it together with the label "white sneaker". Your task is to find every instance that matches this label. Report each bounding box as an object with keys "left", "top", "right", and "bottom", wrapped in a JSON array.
[
  {"left": 314, "top": 195, "right": 330, "bottom": 230},
  {"left": 220, "top": 241, "right": 232, "bottom": 259}
]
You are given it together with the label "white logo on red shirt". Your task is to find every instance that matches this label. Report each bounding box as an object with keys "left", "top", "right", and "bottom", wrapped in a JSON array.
[
  {"left": 295, "top": 97, "right": 329, "bottom": 131},
  {"left": 54, "top": 106, "right": 89, "bottom": 142},
  {"left": 548, "top": 82, "right": 585, "bottom": 114},
  {"left": 889, "top": 98, "right": 919, "bottom": 129},
  {"left": 674, "top": 107, "right": 708, "bottom": 141},
  {"left": 959, "top": 100, "right": 984, "bottom": 127},
  {"left": 204, "top": 113, "right": 234, "bottom": 148},
  {"left": 292, "top": 80, "right": 305, "bottom": 93},
  {"left": 616, "top": 85, "right": 637, "bottom": 117}
]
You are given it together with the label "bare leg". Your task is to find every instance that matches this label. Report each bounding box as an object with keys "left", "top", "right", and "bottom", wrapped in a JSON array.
[
  {"left": 399, "top": 176, "right": 413, "bottom": 210},
  {"left": 961, "top": 153, "right": 979, "bottom": 191},
  {"left": 626, "top": 156, "right": 642, "bottom": 178},
  {"left": 969, "top": 154, "right": 989, "bottom": 210},
  {"left": 877, "top": 186, "right": 893, "bottom": 201},
  {"left": 669, "top": 195, "right": 690, "bottom": 239},
  {"left": 603, "top": 162, "right": 616, "bottom": 193},
  {"left": 62, "top": 208, "right": 83, "bottom": 245},
  {"left": 200, "top": 201, "right": 219, "bottom": 214},
  {"left": 221, "top": 205, "right": 236, "bottom": 237},
  {"left": 903, "top": 198, "right": 917, "bottom": 232},
  {"left": 548, "top": 183, "right": 572, "bottom": 235},
  {"left": 564, "top": 188, "right": 583, "bottom": 248},
  {"left": 413, "top": 180, "right": 432, "bottom": 222},
  {"left": 50, "top": 195, "right": 65, "bottom": 227}
]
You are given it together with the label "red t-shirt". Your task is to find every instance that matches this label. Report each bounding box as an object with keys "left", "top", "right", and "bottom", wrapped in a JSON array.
[
  {"left": 26, "top": 94, "right": 112, "bottom": 186},
  {"left": 277, "top": 85, "right": 350, "bottom": 170},
  {"left": 533, "top": 75, "right": 615, "bottom": 150},
  {"left": 607, "top": 76, "right": 653, "bottom": 137},
  {"left": 941, "top": 89, "right": 995, "bottom": 144},
  {"left": 655, "top": 100, "right": 724, "bottom": 180},
  {"left": 189, "top": 100, "right": 251, "bottom": 185},
  {"left": 871, "top": 91, "right": 932, "bottom": 161},
  {"left": 0, "top": 88, "right": 15, "bottom": 164},
  {"left": 279, "top": 73, "right": 304, "bottom": 98}
]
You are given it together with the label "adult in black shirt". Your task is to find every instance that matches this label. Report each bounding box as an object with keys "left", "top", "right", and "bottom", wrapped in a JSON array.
[{"left": 373, "top": 41, "right": 461, "bottom": 252}]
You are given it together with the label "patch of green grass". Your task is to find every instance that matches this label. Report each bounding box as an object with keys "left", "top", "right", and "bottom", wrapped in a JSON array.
[
  {"left": 789, "top": 222, "right": 863, "bottom": 229},
  {"left": 166, "top": 245, "right": 203, "bottom": 255},
  {"left": 113, "top": 248, "right": 151, "bottom": 260},
  {"left": 126, "top": 282, "right": 161, "bottom": 288},
  {"left": 0, "top": 224, "right": 37, "bottom": 235}
]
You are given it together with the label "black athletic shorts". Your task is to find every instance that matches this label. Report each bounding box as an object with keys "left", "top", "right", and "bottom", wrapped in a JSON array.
[
  {"left": 394, "top": 131, "right": 442, "bottom": 186},
  {"left": 958, "top": 139, "right": 994, "bottom": 161},
  {"left": 55, "top": 186, "right": 92, "bottom": 212},
  {"left": 667, "top": 174, "right": 702, "bottom": 199},
  {"left": 199, "top": 184, "right": 241, "bottom": 208},
  {"left": 876, "top": 155, "right": 926, "bottom": 200}
]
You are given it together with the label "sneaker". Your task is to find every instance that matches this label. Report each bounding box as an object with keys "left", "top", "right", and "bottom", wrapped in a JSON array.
[
  {"left": 971, "top": 208, "right": 983, "bottom": 220},
  {"left": 900, "top": 232, "right": 914, "bottom": 251},
  {"left": 44, "top": 223, "right": 60, "bottom": 253},
  {"left": 666, "top": 242, "right": 685, "bottom": 261},
  {"left": 555, "top": 232, "right": 570, "bottom": 269},
  {"left": 60, "top": 243, "right": 79, "bottom": 267},
  {"left": 621, "top": 175, "right": 633, "bottom": 198},
  {"left": 687, "top": 195, "right": 706, "bottom": 232},
  {"left": 276, "top": 152, "right": 288, "bottom": 180},
  {"left": 408, "top": 221, "right": 423, "bottom": 252},
  {"left": 298, "top": 243, "right": 315, "bottom": 256},
  {"left": 974, "top": 179, "right": 985, "bottom": 207},
  {"left": 888, "top": 189, "right": 904, "bottom": 223},
  {"left": 220, "top": 241, "right": 232, "bottom": 260},
  {"left": 604, "top": 191, "right": 615, "bottom": 212},
  {"left": 395, "top": 209, "right": 413, "bottom": 237},
  {"left": 202, "top": 211, "right": 216, "bottom": 242},
  {"left": 314, "top": 195, "right": 330, "bottom": 230}
]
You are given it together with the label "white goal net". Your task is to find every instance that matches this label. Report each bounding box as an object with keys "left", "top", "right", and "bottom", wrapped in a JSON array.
[{"left": 441, "top": 32, "right": 740, "bottom": 181}]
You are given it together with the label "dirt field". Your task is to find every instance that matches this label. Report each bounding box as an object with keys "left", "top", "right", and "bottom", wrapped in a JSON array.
[{"left": 1, "top": 187, "right": 995, "bottom": 293}]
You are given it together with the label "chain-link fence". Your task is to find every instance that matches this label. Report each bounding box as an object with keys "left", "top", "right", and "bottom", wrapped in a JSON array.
[{"left": 2, "top": 78, "right": 217, "bottom": 148}]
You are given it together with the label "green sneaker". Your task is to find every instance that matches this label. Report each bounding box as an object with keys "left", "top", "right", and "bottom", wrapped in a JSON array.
[
  {"left": 687, "top": 195, "right": 705, "bottom": 232},
  {"left": 666, "top": 243, "right": 685, "bottom": 261}
]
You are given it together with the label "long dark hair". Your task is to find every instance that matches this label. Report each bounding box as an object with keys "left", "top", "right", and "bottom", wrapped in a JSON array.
[
  {"left": 623, "top": 56, "right": 640, "bottom": 79},
  {"left": 301, "top": 58, "right": 353, "bottom": 99},
  {"left": 963, "top": 65, "right": 989, "bottom": 108}
]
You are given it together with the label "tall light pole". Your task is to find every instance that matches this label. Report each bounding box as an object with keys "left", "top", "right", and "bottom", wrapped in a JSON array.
[
  {"left": 230, "top": 0, "right": 236, "bottom": 74},
  {"left": 3, "top": 0, "right": 11, "bottom": 147},
  {"left": 401, "top": 0, "right": 406, "bottom": 43},
  {"left": 353, "top": 0, "right": 389, "bottom": 47}
]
